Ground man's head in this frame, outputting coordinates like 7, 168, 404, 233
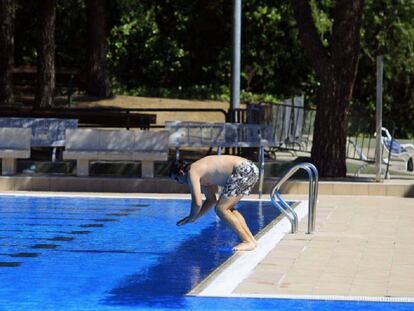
169, 159, 191, 184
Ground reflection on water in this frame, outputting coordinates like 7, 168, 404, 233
103, 201, 279, 309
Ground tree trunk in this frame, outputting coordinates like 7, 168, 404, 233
35, 0, 56, 108
0, 0, 16, 105
291, 0, 364, 177
86, 0, 112, 98
311, 72, 349, 177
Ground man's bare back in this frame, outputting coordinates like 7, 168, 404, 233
169, 155, 259, 251
189, 155, 246, 187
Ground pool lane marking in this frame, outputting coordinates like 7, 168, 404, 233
0, 262, 21, 267
196, 200, 309, 297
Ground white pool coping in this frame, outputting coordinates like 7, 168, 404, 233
194, 200, 309, 297
204, 293, 414, 303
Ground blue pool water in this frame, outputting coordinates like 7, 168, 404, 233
0, 195, 412, 311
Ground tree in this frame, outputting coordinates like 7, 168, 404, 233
353, 0, 414, 137
86, 0, 112, 97
0, 0, 16, 105
291, 0, 365, 177
35, 0, 56, 108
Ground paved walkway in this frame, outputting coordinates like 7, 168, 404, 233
232, 195, 414, 299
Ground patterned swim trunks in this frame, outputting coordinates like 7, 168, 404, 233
221, 160, 259, 197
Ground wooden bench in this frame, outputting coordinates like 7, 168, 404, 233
0, 128, 32, 175
63, 129, 169, 177
0, 107, 156, 130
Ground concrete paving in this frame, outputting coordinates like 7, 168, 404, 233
228, 195, 414, 300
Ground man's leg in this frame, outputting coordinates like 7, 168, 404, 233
215, 195, 256, 251
232, 208, 257, 244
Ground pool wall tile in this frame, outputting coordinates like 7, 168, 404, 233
49, 177, 104, 192
368, 184, 387, 196
386, 185, 408, 197
317, 183, 334, 195
102, 178, 138, 192
332, 183, 350, 195
0, 176, 413, 198
280, 181, 298, 194
13, 176, 37, 191
15, 177, 51, 191
351, 183, 370, 195
0, 177, 15, 190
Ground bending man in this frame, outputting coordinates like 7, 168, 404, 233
169, 155, 259, 251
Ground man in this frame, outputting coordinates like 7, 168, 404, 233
169, 155, 259, 251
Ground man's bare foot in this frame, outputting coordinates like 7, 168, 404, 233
233, 241, 257, 251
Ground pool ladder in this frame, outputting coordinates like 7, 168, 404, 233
270, 162, 319, 234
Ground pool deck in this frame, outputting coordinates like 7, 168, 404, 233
195, 194, 414, 302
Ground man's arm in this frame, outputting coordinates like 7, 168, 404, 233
193, 185, 217, 219
177, 170, 203, 226
177, 186, 217, 226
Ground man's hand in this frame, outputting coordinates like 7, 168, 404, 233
176, 216, 194, 226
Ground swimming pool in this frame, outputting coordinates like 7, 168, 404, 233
0, 194, 412, 311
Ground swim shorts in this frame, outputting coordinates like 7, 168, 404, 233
221, 160, 259, 197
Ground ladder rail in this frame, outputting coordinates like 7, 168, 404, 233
270, 191, 298, 233
270, 162, 318, 234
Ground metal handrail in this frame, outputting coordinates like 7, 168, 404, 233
270, 190, 298, 233
270, 162, 318, 234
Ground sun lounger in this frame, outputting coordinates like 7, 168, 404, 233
381, 127, 414, 171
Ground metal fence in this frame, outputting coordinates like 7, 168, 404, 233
242, 100, 406, 177
244, 97, 316, 153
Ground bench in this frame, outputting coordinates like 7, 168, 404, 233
0, 128, 32, 175
63, 129, 170, 177
0, 117, 78, 161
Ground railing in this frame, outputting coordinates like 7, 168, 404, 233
166, 121, 278, 197
247, 99, 316, 153
270, 162, 318, 234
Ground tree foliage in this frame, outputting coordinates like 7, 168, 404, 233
6, 0, 414, 136
0, 0, 16, 105
354, 0, 414, 137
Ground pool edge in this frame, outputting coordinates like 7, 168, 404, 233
190, 200, 309, 297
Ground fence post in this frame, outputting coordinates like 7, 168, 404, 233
375, 55, 384, 182
231, 0, 241, 120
